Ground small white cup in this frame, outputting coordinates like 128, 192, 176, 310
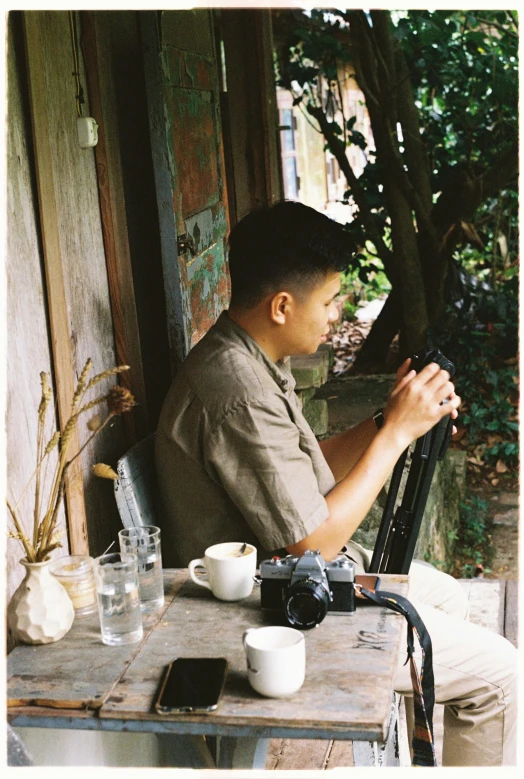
188, 542, 257, 601
243, 625, 306, 698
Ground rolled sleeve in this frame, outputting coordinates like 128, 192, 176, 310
206, 400, 331, 550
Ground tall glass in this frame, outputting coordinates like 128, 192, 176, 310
118, 526, 164, 613
93, 552, 143, 646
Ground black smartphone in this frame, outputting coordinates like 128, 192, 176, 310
155, 657, 229, 714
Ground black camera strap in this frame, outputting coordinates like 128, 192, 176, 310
357, 585, 437, 767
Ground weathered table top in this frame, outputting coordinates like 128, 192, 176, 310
8, 570, 408, 742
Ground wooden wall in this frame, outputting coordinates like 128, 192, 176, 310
6, 13, 59, 600
6, 12, 128, 610
5, 8, 282, 633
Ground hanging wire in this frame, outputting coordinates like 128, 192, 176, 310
69, 11, 85, 118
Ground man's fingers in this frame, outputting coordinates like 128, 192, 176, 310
390, 369, 416, 398
393, 358, 413, 389
397, 357, 412, 378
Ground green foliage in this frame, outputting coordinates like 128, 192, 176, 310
339, 253, 391, 320
433, 271, 518, 467
274, 9, 518, 270
274, 8, 518, 437
398, 11, 518, 175
454, 494, 492, 578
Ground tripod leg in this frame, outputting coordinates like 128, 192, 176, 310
369, 449, 409, 573
395, 418, 450, 574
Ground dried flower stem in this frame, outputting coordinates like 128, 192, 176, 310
8, 361, 134, 562
84, 365, 130, 394
40, 474, 67, 558
6, 498, 35, 562
38, 393, 110, 550
71, 358, 93, 413
39, 410, 116, 553
34, 372, 51, 548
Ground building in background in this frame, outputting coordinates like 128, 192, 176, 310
277, 65, 373, 225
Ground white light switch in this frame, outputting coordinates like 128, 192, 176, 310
77, 116, 99, 148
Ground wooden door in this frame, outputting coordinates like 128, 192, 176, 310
155, 9, 231, 350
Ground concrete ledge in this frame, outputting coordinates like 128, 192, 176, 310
290, 351, 330, 389
291, 349, 332, 436
295, 388, 329, 437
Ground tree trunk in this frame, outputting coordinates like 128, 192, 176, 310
354, 287, 401, 369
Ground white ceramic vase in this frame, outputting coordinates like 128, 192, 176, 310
8, 559, 75, 644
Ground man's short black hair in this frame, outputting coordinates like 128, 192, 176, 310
228, 201, 356, 308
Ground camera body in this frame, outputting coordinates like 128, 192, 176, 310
260, 549, 355, 630
410, 346, 455, 378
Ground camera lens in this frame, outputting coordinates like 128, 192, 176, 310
283, 578, 330, 630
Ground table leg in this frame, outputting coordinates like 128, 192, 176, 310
352, 693, 401, 767
216, 736, 271, 769
156, 734, 216, 768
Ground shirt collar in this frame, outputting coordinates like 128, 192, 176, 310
214, 311, 296, 394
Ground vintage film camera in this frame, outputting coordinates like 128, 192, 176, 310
259, 549, 355, 630
410, 346, 455, 378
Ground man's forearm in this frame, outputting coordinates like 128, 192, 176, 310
288, 422, 406, 561
318, 416, 377, 482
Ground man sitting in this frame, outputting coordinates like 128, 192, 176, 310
156, 201, 516, 766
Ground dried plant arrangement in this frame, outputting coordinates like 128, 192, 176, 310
6, 359, 136, 563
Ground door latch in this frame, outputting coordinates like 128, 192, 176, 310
177, 234, 197, 257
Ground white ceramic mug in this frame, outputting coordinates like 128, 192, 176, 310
242, 625, 306, 698
188, 542, 257, 601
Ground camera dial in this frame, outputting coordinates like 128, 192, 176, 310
410, 347, 455, 377
283, 576, 332, 630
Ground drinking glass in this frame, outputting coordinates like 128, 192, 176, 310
118, 526, 164, 613
93, 552, 143, 646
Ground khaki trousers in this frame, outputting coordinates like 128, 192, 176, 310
345, 543, 518, 766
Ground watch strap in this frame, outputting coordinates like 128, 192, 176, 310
373, 408, 385, 430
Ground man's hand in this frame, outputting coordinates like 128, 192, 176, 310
383, 359, 461, 447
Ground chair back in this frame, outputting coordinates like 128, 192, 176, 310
114, 433, 158, 528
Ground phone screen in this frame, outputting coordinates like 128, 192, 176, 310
155, 657, 228, 713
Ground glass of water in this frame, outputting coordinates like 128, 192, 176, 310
118, 526, 164, 613
93, 552, 143, 646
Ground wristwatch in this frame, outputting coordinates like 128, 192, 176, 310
373, 408, 385, 430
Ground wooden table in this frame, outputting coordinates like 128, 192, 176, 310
8, 570, 408, 769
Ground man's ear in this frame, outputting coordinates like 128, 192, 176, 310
269, 291, 294, 324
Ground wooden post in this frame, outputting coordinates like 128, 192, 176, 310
23, 11, 89, 554
254, 12, 282, 206
80, 10, 149, 439
139, 11, 190, 373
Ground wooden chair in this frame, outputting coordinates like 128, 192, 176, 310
114, 433, 158, 529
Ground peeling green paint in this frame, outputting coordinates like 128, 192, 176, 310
157, 11, 230, 347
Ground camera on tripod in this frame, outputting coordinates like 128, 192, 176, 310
369, 346, 456, 575
410, 346, 455, 378
259, 549, 355, 630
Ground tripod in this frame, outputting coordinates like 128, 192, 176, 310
369, 412, 454, 575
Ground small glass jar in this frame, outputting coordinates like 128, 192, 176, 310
49, 555, 97, 616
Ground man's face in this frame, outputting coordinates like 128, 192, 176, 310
285, 271, 341, 356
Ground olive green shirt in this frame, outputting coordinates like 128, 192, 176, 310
155, 312, 336, 567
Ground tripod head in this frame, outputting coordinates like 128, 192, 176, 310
410, 347, 455, 378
